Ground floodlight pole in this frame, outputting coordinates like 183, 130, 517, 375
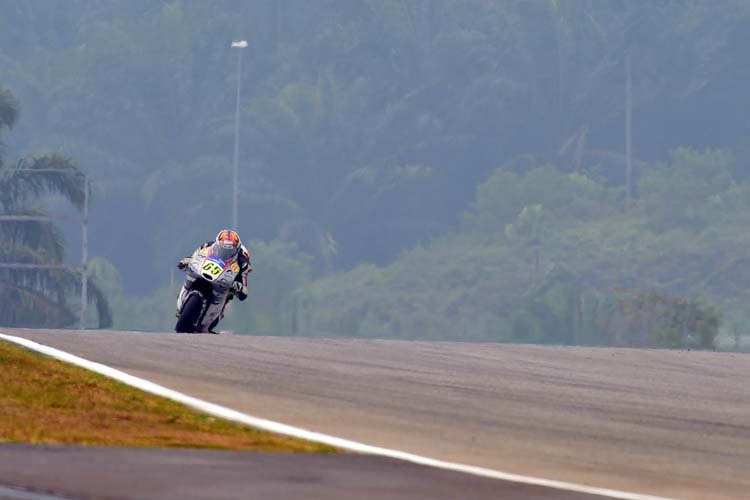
80, 174, 89, 329
231, 40, 248, 230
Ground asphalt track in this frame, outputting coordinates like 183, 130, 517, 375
0, 444, 602, 500
2, 329, 750, 500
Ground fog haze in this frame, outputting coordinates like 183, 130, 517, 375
1, 0, 748, 349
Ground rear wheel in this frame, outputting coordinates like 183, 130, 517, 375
175, 294, 203, 333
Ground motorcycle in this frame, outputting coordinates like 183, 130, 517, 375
175, 244, 241, 333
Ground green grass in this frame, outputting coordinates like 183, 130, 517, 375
0, 340, 337, 452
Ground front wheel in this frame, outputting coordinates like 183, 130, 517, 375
175, 294, 203, 333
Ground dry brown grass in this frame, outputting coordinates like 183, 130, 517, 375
0, 340, 336, 452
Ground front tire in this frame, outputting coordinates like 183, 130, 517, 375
175, 294, 203, 333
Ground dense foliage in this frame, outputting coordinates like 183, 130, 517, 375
2, 1, 750, 347
0, 88, 111, 327
289, 149, 739, 347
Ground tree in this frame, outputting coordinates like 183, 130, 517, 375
2, 0, 750, 298
0, 88, 20, 133
0, 86, 111, 328
641, 148, 733, 231
464, 165, 612, 235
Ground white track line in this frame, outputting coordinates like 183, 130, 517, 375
0, 333, 676, 500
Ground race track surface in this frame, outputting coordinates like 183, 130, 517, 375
3, 329, 750, 499
0, 444, 601, 500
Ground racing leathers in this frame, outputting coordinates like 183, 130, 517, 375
176, 241, 252, 332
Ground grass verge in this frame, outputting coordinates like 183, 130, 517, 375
0, 340, 336, 452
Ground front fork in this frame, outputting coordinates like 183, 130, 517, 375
176, 285, 189, 316
176, 276, 229, 330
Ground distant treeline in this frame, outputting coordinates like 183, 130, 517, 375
1, 1, 749, 346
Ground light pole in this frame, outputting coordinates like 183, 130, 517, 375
231, 40, 248, 231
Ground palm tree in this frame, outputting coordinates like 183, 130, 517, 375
0, 86, 111, 328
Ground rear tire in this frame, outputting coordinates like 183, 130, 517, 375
175, 294, 203, 333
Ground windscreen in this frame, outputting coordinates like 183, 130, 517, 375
211, 242, 236, 262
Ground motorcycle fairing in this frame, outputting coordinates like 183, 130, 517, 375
177, 245, 241, 332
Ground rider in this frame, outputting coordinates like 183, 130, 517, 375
177, 229, 252, 332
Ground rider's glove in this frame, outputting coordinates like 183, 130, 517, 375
233, 281, 248, 301
177, 258, 190, 270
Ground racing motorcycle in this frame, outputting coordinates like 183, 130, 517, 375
175, 244, 241, 333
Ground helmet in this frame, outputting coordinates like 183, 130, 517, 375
212, 229, 241, 261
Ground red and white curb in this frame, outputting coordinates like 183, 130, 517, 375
0, 333, 677, 500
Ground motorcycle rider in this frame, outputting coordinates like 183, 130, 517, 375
177, 229, 252, 332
